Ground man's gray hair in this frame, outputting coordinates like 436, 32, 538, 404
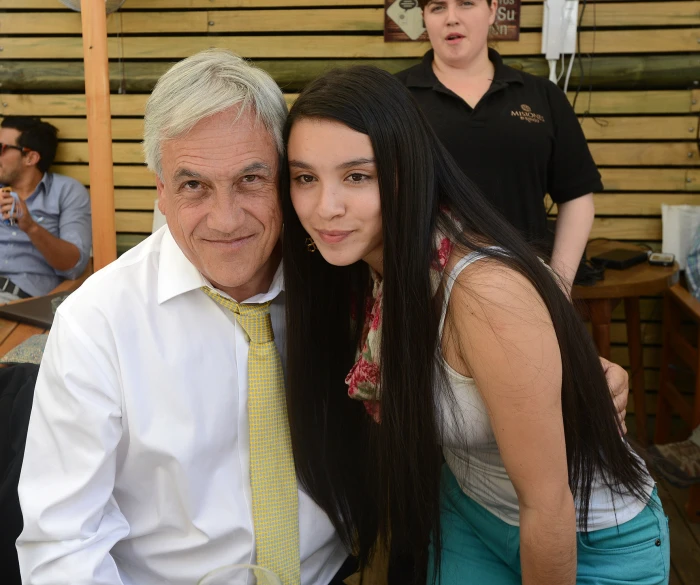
143, 49, 287, 178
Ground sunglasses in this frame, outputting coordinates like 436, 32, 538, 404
0, 142, 31, 156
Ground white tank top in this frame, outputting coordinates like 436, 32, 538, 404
436, 249, 654, 531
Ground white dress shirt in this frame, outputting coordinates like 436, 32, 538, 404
16, 227, 347, 585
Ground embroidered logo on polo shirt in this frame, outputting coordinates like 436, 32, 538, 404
511, 104, 545, 123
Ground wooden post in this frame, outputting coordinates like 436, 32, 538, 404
81, 0, 117, 270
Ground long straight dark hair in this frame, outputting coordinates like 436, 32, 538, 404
281, 66, 648, 583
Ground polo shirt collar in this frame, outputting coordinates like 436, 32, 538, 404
403, 49, 440, 88
404, 48, 523, 90
157, 226, 284, 305
488, 48, 523, 85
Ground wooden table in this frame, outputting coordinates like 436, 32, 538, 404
572, 241, 679, 445
0, 273, 90, 359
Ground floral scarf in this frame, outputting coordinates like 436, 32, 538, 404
344, 222, 456, 423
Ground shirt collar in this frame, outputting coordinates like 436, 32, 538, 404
27, 172, 52, 201
36, 172, 52, 196
157, 227, 284, 305
404, 48, 523, 89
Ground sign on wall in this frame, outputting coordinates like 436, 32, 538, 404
384, 0, 521, 43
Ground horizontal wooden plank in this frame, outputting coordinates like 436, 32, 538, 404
0, 11, 209, 34
590, 217, 661, 240
0, 8, 383, 34
591, 193, 700, 216
577, 2, 700, 27
53, 140, 700, 167
589, 143, 700, 167
208, 8, 384, 33
600, 168, 699, 191
3, 29, 697, 60
3, 36, 427, 60
3, 92, 694, 123
582, 117, 700, 141
0, 93, 295, 118
115, 189, 157, 210
2, 3, 696, 34
51, 165, 155, 188
573, 91, 698, 115
55, 142, 142, 164
3, 55, 698, 93
114, 29, 700, 57
116, 211, 153, 233
0, 0, 387, 7
0, 94, 149, 116
46, 118, 143, 141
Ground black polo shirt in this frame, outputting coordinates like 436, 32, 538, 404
396, 49, 603, 246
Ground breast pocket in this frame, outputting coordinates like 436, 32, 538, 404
32, 211, 60, 236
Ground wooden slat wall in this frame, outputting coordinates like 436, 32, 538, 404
1, 0, 700, 430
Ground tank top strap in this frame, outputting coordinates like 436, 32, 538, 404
438, 246, 506, 338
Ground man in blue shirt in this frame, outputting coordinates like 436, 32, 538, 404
0, 117, 92, 302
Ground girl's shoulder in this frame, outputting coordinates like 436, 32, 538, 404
445, 244, 511, 282
445, 245, 548, 322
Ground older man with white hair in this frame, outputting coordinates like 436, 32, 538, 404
16, 50, 352, 585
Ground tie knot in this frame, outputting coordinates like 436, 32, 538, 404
202, 287, 274, 344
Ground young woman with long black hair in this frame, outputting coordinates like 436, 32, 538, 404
281, 66, 668, 585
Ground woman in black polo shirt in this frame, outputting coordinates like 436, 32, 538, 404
396, 0, 601, 294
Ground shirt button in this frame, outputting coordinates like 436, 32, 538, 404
11, 231, 16, 236
655, 538, 661, 546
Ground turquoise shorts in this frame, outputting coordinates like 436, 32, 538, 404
428, 465, 670, 585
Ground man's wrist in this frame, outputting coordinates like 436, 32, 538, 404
24, 220, 39, 236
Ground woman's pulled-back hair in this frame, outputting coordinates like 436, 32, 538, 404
281, 66, 648, 583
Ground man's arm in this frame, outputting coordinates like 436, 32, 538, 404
550, 193, 595, 295
54, 183, 93, 278
24, 221, 81, 272
17, 311, 128, 584
1, 183, 92, 277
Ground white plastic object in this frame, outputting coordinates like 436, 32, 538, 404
542, 0, 579, 82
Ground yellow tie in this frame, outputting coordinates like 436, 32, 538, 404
202, 287, 301, 585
